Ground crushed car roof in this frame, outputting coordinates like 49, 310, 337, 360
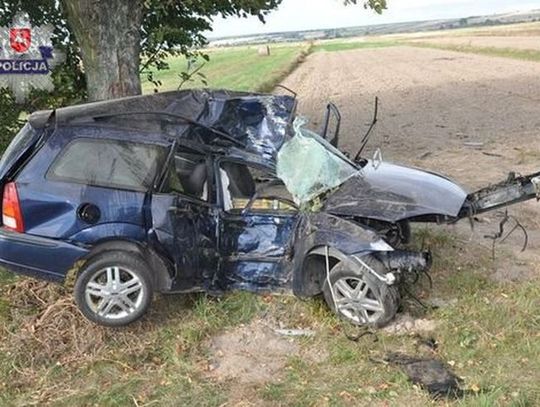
28, 89, 297, 159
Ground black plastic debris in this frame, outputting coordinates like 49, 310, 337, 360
418, 336, 439, 351
384, 353, 464, 399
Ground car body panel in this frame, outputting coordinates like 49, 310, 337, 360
16, 180, 148, 239
0, 228, 88, 281
150, 193, 219, 290
68, 223, 147, 244
323, 162, 468, 222
14, 126, 163, 240
217, 212, 299, 292
31, 90, 296, 162
0, 125, 171, 282
291, 212, 394, 297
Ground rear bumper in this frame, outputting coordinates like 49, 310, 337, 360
0, 228, 89, 282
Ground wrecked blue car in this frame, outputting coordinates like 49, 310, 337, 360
0, 89, 539, 327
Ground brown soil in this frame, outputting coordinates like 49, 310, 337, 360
204, 319, 328, 406
282, 46, 540, 280
205, 319, 300, 384
205, 319, 327, 384
382, 313, 437, 335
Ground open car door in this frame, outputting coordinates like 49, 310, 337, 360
215, 160, 299, 292
151, 145, 219, 292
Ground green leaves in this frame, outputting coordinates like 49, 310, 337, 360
344, 0, 387, 14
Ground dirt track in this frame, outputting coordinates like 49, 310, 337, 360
282, 46, 540, 185
282, 45, 540, 279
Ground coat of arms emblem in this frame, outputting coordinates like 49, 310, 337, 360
9, 28, 31, 53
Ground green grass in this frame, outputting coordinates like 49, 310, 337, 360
407, 41, 540, 63
0, 290, 265, 406
247, 229, 540, 406
142, 45, 310, 93
0, 269, 15, 322
312, 40, 397, 53
141, 40, 397, 94
0, 268, 14, 284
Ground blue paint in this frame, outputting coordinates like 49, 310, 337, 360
217, 213, 298, 291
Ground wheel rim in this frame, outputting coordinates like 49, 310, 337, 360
84, 266, 144, 320
332, 276, 384, 324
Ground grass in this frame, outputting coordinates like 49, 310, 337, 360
312, 40, 397, 53
142, 44, 311, 94
141, 39, 396, 94
250, 228, 540, 406
423, 21, 540, 38
407, 41, 540, 63
0, 289, 265, 406
0, 227, 538, 406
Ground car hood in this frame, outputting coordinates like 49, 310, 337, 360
322, 161, 468, 222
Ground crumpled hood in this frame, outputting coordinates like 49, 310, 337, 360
323, 162, 468, 222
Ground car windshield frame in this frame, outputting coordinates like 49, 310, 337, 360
276, 117, 360, 205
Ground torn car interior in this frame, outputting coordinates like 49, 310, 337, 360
1, 89, 538, 327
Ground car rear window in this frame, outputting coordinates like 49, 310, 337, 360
47, 138, 166, 191
0, 123, 40, 180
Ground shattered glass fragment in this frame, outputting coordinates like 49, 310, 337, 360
276, 117, 358, 204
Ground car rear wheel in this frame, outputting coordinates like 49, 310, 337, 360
322, 256, 399, 328
74, 251, 153, 327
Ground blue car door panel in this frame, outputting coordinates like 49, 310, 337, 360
215, 160, 298, 292
218, 212, 298, 292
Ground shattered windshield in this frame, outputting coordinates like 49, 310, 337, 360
276, 117, 359, 204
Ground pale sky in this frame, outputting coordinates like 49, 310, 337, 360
208, 0, 540, 38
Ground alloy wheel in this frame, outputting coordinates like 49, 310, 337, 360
84, 266, 144, 320
332, 276, 384, 324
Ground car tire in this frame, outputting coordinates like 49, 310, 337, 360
384, 220, 411, 247
74, 251, 153, 327
322, 256, 399, 328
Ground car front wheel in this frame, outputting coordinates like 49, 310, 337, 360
322, 256, 399, 328
74, 251, 153, 327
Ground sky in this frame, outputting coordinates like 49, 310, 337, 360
208, 0, 540, 38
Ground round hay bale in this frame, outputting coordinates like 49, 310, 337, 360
258, 45, 270, 56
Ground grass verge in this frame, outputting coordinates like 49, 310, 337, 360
142, 44, 312, 94
407, 41, 540, 63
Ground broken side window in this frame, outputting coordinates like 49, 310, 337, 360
219, 161, 296, 213
276, 117, 359, 204
162, 146, 209, 202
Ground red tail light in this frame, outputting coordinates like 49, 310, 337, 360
2, 182, 24, 233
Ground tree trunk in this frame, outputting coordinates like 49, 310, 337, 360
63, 0, 144, 101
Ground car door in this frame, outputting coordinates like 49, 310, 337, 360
215, 159, 299, 292
151, 145, 219, 291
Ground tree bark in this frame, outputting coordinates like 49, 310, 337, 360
63, 0, 144, 101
